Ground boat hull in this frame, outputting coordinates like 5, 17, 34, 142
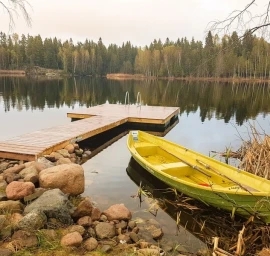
127, 131, 270, 224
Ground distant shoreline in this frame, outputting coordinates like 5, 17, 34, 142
1, 70, 270, 83
106, 73, 270, 83
0, 70, 26, 76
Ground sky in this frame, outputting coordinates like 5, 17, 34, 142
0, 0, 266, 46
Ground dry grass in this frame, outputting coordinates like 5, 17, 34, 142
238, 129, 270, 180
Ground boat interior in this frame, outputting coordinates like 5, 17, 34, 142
134, 141, 259, 192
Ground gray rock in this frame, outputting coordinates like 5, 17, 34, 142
0, 249, 13, 256
137, 248, 160, 256
49, 152, 64, 161
75, 149, 83, 156
129, 232, 139, 243
101, 245, 112, 253
0, 200, 24, 214
151, 228, 163, 240
88, 227, 96, 238
12, 230, 38, 248
118, 234, 131, 244
162, 245, 173, 252
0, 180, 7, 191
0, 162, 9, 173
17, 210, 47, 231
57, 149, 70, 158
95, 222, 116, 239
68, 225, 85, 235
0, 191, 7, 201
39, 229, 58, 240
115, 220, 127, 229
84, 150, 91, 156
19, 166, 39, 183
128, 220, 136, 229
0, 214, 6, 227
0, 225, 12, 239
24, 189, 73, 224
145, 219, 161, 228
99, 214, 108, 222
4, 173, 22, 184
44, 155, 56, 162
37, 157, 55, 168
3, 164, 25, 175
24, 188, 46, 203
56, 158, 72, 165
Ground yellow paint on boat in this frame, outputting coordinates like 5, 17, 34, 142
127, 130, 270, 223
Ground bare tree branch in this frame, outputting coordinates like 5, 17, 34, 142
208, 0, 270, 38
0, 0, 32, 31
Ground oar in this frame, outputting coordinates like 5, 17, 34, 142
196, 159, 257, 194
160, 147, 212, 178
177, 157, 212, 178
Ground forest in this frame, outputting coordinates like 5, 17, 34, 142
0, 31, 270, 79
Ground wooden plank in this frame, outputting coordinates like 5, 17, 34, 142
0, 151, 36, 161
0, 104, 179, 161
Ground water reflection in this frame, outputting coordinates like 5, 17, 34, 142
1, 77, 270, 125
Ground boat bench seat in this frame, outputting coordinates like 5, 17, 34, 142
161, 162, 187, 169
161, 162, 191, 176
135, 143, 159, 157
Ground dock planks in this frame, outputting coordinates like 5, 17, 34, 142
0, 104, 179, 161
67, 104, 179, 124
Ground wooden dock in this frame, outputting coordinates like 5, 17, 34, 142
0, 104, 179, 161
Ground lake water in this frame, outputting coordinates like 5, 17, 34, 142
1, 77, 270, 252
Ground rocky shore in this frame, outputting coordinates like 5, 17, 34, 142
0, 144, 211, 256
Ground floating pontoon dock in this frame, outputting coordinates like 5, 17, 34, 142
0, 104, 179, 161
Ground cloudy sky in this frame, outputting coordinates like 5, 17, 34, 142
0, 0, 266, 46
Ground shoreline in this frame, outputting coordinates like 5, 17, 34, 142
1, 70, 270, 83
106, 73, 270, 83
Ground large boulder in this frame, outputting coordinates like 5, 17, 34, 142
0, 200, 24, 213
17, 210, 47, 231
39, 164, 84, 195
24, 189, 73, 224
95, 222, 116, 239
103, 204, 132, 221
6, 181, 35, 200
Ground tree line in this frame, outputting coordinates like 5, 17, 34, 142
0, 31, 270, 79
1, 76, 270, 125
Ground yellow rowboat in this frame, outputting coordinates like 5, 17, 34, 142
127, 131, 270, 224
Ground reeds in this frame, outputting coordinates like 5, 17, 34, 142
214, 122, 270, 179
238, 128, 270, 179
134, 184, 269, 256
